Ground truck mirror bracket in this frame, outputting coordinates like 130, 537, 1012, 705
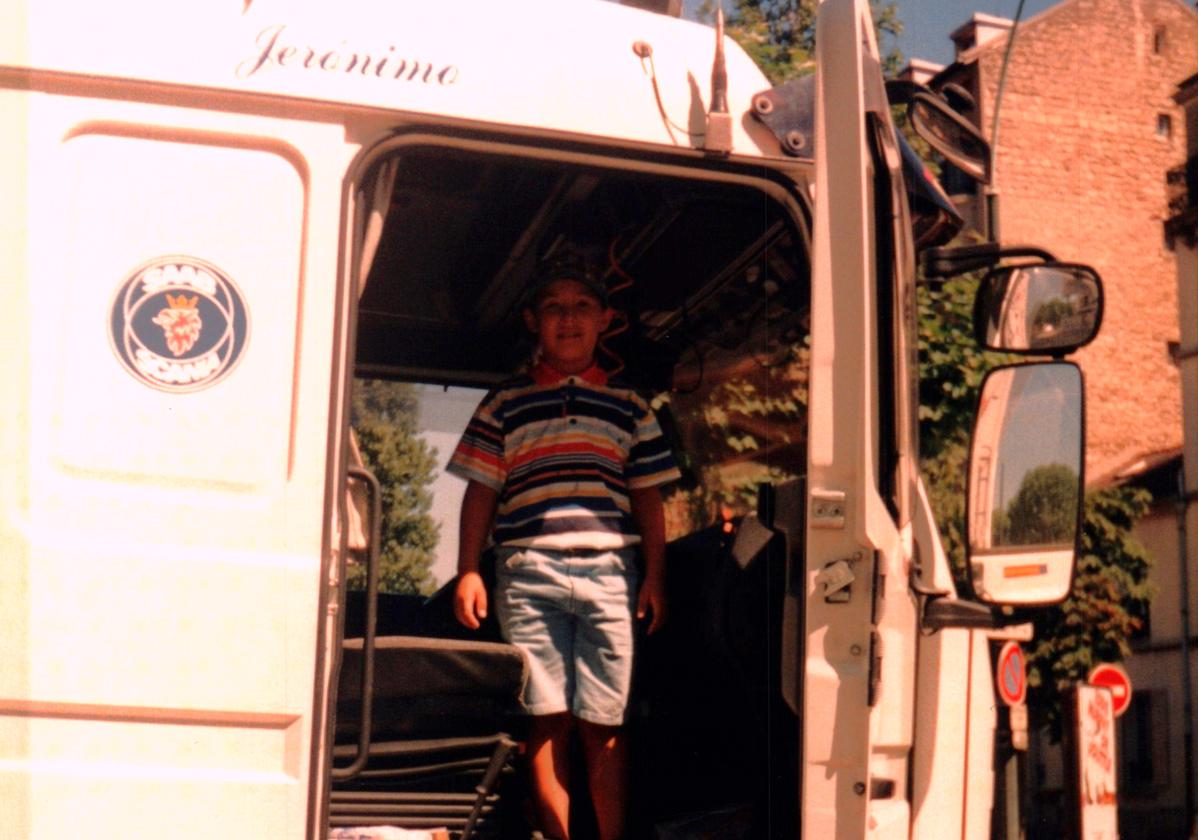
750, 74, 816, 159
921, 596, 1024, 631
908, 554, 990, 632
921, 243, 1058, 281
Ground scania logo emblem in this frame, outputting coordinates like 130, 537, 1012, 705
109, 256, 250, 392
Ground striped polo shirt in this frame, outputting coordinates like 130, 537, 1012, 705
447, 362, 680, 549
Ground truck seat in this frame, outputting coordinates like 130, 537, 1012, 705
336, 635, 527, 740
332, 585, 528, 839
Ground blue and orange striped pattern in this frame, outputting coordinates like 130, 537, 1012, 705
448, 363, 680, 549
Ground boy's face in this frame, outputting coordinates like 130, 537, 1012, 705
524, 278, 613, 374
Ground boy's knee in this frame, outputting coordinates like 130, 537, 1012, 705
577, 718, 624, 746
530, 712, 575, 736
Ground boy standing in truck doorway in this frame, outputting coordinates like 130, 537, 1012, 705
448, 255, 680, 840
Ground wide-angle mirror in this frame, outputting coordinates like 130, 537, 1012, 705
974, 262, 1103, 354
909, 92, 991, 184
967, 362, 1083, 605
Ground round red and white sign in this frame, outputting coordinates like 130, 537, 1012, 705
996, 641, 1027, 706
1088, 662, 1132, 717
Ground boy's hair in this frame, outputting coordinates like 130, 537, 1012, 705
523, 252, 609, 309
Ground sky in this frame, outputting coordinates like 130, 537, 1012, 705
884, 0, 1061, 66
676, 0, 1064, 67
416, 383, 487, 586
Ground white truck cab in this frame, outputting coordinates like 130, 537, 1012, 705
0, 1, 1100, 838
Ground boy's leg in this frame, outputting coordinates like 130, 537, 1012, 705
577, 720, 628, 840
527, 712, 574, 839
493, 548, 579, 838
571, 548, 638, 840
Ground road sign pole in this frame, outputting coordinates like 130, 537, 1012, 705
1066, 684, 1119, 839
993, 641, 1028, 840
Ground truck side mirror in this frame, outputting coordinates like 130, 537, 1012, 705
966, 362, 1083, 606
909, 92, 991, 184
885, 80, 991, 184
974, 263, 1103, 354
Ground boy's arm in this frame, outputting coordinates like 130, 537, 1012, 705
454, 479, 499, 630
630, 486, 668, 634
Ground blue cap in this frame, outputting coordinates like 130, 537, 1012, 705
524, 252, 609, 308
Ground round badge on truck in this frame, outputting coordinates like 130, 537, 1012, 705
109, 256, 250, 393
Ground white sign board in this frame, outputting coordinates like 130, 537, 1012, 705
1075, 684, 1119, 840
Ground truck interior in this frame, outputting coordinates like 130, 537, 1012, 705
331, 140, 814, 839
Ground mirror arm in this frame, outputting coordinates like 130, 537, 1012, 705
922, 243, 1059, 280
909, 566, 951, 598
908, 546, 1030, 631
908, 563, 988, 631
921, 596, 1025, 631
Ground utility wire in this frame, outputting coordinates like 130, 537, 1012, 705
985, 0, 1029, 241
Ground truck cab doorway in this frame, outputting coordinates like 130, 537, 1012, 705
331, 136, 813, 838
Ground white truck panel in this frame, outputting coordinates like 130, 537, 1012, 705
807, 1, 912, 837
0, 0, 780, 160
1, 93, 355, 839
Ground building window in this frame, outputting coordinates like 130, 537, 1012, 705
1153, 26, 1167, 55
1157, 114, 1173, 140
1120, 690, 1170, 795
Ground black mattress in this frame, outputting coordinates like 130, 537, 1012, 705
337, 635, 528, 741
339, 636, 527, 703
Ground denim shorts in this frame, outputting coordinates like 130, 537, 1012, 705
494, 545, 638, 726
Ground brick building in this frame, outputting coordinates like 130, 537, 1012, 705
925, 0, 1198, 477
909, 2, 1198, 837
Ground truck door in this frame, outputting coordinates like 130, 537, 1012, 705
805, 0, 918, 836
0, 92, 338, 838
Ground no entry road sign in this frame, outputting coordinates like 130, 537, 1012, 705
1088, 662, 1132, 718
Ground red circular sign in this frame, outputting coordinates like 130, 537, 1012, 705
1088, 663, 1132, 717
996, 641, 1026, 706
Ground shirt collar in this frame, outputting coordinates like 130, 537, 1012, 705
531, 361, 609, 387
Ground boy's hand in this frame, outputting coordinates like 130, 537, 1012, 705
454, 571, 488, 630
637, 574, 667, 635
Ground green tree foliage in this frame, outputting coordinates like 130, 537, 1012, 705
916, 273, 1014, 589
1032, 297, 1074, 332
350, 379, 439, 595
917, 270, 1153, 738
699, 0, 904, 84
917, 274, 1013, 460
1000, 463, 1079, 546
661, 350, 809, 534
1025, 487, 1153, 737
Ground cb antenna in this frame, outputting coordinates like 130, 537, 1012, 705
706, 7, 733, 153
